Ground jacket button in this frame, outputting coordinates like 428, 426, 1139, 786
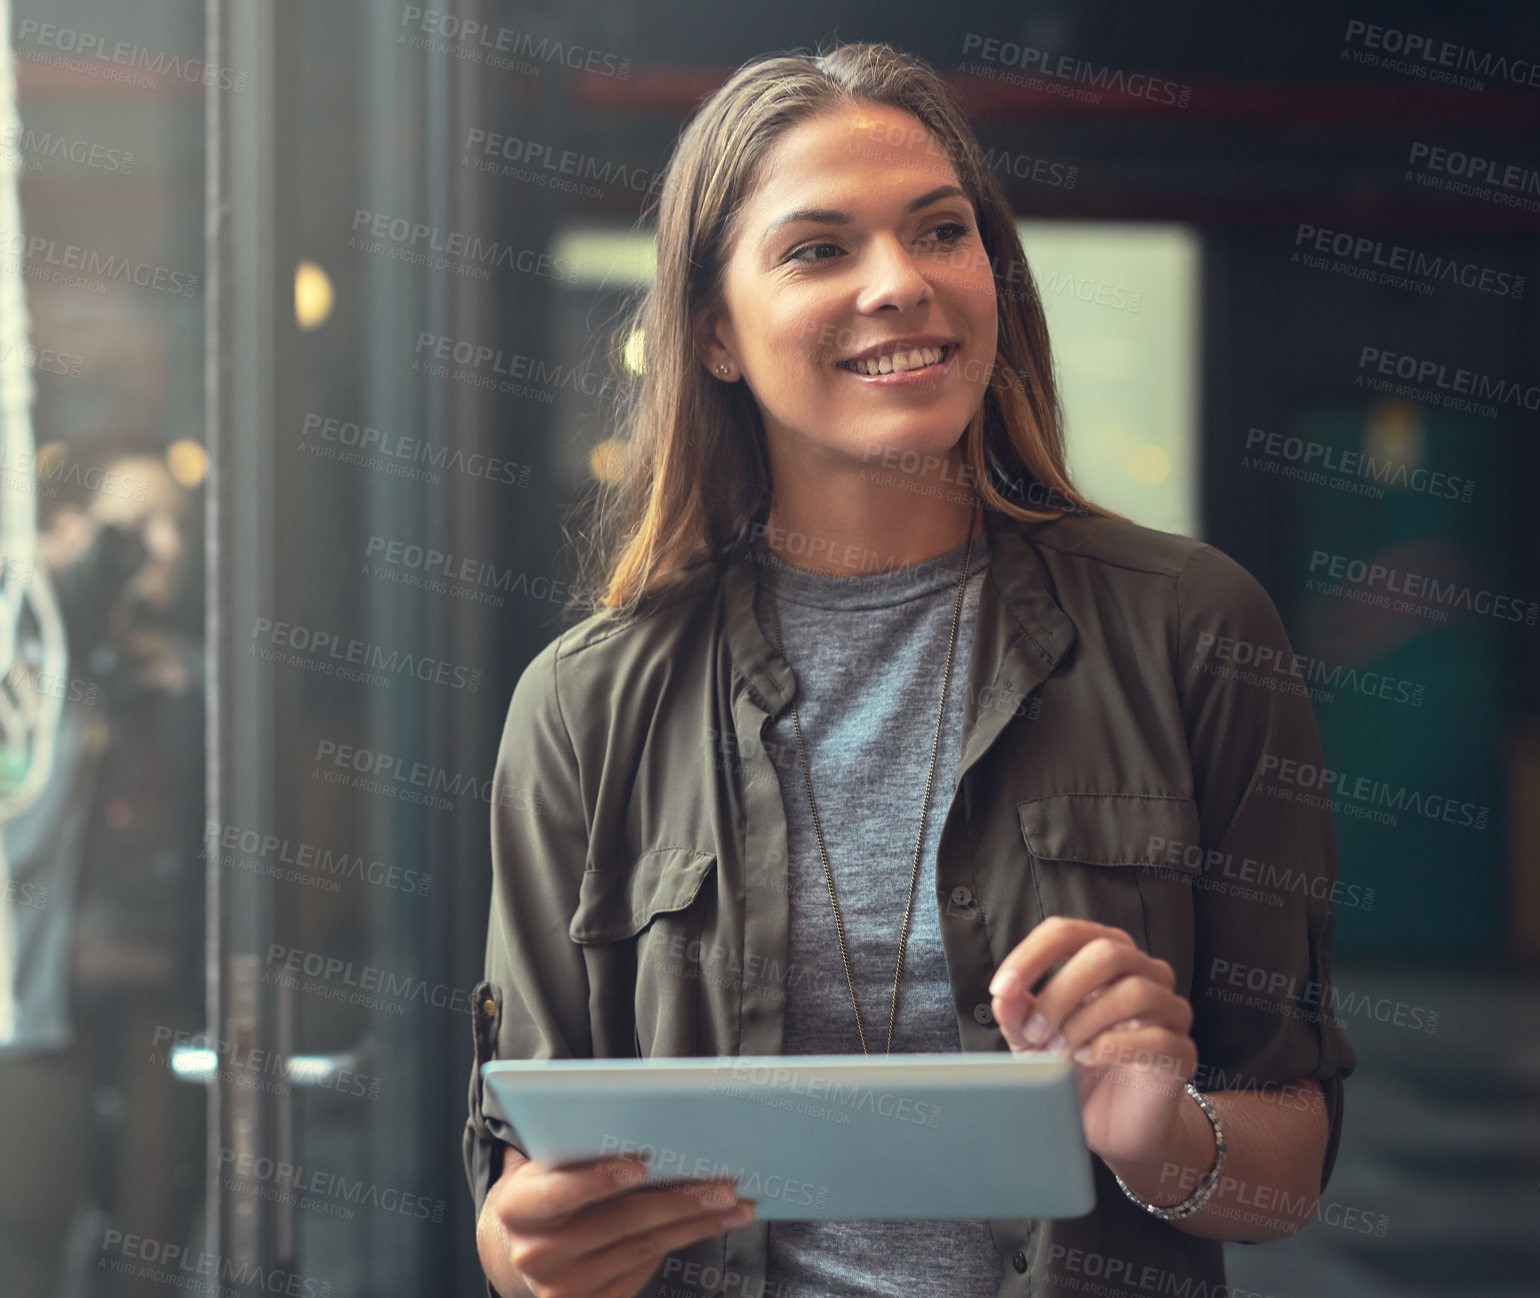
1013, 1250, 1027, 1273
481, 998, 498, 1018
950, 886, 972, 905
973, 1002, 993, 1024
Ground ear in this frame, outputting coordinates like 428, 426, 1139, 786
691, 301, 733, 374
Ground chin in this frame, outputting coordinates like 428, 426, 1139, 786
845, 416, 972, 458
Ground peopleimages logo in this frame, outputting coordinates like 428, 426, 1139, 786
399, 7, 631, 79
2, 877, 49, 909
1306, 550, 1538, 626
1291, 223, 1524, 299
205, 820, 431, 897
1145, 833, 1376, 911
0, 125, 133, 174
1243, 425, 1473, 502
1, 231, 199, 297
412, 331, 627, 403
0, 443, 145, 497
1193, 627, 1426, 709
249, 616, 482, 692
312, 738, 548, 813
99, 1230, 330, 1298
349, 209, 584, 282
463, 128, 664, 198
597, 1134, 831, 1210
843, 117, 1080, 191
1406, 141, 1540, 215
16, 20, 248, 91
300, 411, 532, 486
1259, 752, 1489, 831
217, 1146, 447, 1222
149, 1025, 384, 1101
710, 1061, 944, 1128
959, 32, 1192, 107
263, 943, 475, 1018
1208, 957, 1439, 1033
1342, 19, 1540, 92
0, 340, 86, 379
1356, 345, 1540, 416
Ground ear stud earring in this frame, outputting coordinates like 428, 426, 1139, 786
716, 364, 730, 377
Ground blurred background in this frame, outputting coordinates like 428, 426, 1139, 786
0, 1, 1536, 1295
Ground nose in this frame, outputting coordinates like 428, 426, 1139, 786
852, 232, 932, 314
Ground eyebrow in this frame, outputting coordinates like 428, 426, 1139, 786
759, 183, 972, 250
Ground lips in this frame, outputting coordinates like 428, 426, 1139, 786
836, 343, 953, 377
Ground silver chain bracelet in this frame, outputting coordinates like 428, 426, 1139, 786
1111, 1082, 1227, 1221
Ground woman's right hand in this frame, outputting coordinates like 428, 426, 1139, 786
478, 1146, 757, 1298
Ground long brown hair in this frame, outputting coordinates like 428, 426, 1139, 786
571, 40, 1112, 620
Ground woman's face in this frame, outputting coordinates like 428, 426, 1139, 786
698, 103, 999, 475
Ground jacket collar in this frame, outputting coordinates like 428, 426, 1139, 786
720, 502, 1078, 730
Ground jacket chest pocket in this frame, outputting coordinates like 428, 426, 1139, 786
568, 848, 719, 1059
1016, 793, 1202, 993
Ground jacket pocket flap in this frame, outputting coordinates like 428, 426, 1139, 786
1017, 793, 1203, 871
568, 848, 717, 943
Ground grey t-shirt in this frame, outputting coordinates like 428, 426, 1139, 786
751, 527, 1003, 1298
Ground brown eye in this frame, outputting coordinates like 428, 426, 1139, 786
787, 241, 842, 263
922, 221, 970, 244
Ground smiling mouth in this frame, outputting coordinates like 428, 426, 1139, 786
835, 344, 952, 377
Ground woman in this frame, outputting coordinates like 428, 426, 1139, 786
465, 41, 1355, 1298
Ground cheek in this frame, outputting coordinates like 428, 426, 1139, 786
773, 303, 842, 372
965, 283, 1000, 350
933, 243, 994, 294
962, 266, 1000, 315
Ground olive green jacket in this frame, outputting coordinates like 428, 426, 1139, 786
464, 503, 1356, 1298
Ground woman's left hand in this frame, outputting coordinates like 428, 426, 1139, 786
989, 916, 1198, 1168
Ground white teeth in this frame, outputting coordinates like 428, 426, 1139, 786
841, 345, 946, 375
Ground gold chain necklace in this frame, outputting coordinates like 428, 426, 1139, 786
766, 499, 980, 1055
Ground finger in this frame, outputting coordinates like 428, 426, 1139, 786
990, 981, 1037, 1048
498, 1156, 652, 1227
587, 1256, 667, 1298
988, 917, 1137, 1003
1057, 976, 1193, 1053
508, 1178, 742, 1283
527, 1192, 753, 1295
1020, 941, 1176, 1047
651, 1177, 745, 1215
992, 937, 1137, 1050
1070, 1023, 1196, 1082
989, 921, 1133, 1039
560, 1178, 742, 1261
594, 1255, 688, 1298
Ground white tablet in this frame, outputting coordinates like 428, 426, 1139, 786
481, 1052, 1096, 1220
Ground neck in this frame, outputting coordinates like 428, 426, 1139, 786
761, 442, 981, 576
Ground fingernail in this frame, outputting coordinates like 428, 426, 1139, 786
704, 1185, 737, 1210
989, 968, 1021, 998
615, 1164, 645, 1186
1073, 1045, 1095, 1064
1046, 1031, 1067, 1053
720, 1201, 756, 1227
1023, 1011, 1048, 1045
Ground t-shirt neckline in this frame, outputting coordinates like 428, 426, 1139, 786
753, 531, 992, 612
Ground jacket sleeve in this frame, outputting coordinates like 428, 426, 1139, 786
1174, 541, 1357, 1196
462, 636, 595, 1235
